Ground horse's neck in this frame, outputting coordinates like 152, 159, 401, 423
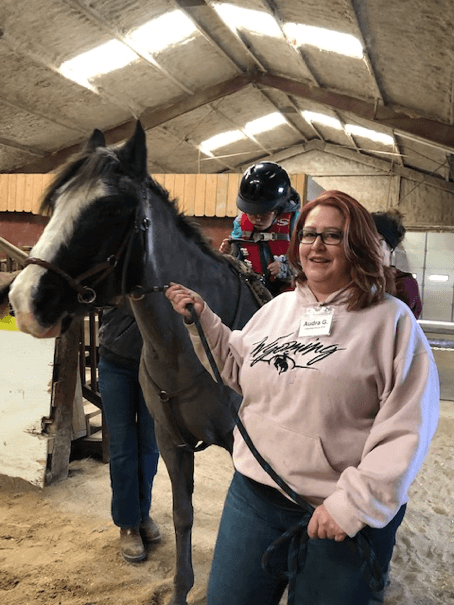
130, 199, 244, 370
144, 202, 241, 315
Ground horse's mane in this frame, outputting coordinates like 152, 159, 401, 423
40, 146, 223, 262
40, 146, 121, 214
145, 176, 221, 260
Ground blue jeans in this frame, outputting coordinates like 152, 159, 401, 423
98, 357, 159, 528
208, 472, 405, 605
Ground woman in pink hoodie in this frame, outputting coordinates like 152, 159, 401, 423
166, 191, 439, 605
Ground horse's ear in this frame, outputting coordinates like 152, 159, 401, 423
83, 129, 106, 153
118, 121, 147, 179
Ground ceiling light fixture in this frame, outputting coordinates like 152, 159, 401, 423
428, 274, 449, 282
200, 130, 246, 154
345, 124, 394, 145
244, 112, 287, 135
301, 111, 343, 130
59, 40, 138, 88
284, 23, 363, 59
128, 10, 197, 54
213, 2, 281, 37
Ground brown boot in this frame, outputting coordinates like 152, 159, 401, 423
120, 527, 146, 563
139, 516, 161, 544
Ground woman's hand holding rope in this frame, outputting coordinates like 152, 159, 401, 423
166, 282, 205, 322
307, 504, 347, 542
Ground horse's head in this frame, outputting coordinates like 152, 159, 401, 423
9, 122, 148, 338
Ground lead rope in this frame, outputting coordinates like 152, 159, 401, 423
185, 303, 384, 603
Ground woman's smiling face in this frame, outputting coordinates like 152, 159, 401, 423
299, 204, 351, 299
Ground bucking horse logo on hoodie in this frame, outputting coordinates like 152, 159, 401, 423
250, 334, 345, 374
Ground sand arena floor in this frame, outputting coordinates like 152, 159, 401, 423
0, 401, 453, 605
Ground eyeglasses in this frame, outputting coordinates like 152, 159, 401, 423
298, 229, 344, 246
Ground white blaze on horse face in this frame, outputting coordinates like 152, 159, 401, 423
9, 180, 107, 338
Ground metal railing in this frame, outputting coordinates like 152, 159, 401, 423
418, 320, 454, 349
0, 235, 29, 269
418, 319, 454, 335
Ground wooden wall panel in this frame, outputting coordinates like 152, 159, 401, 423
215, 174, 229, 217
291, 174, 307, 203
184, 174, 196, 215
194, 175, 206, 216
227, 174, 241, 216
0, 175, 9, 212
1, 172, 307, 218
15, 176, 26, 214
0, 174, 55, 215
162, 173, 173, 192
31, 174, 44, 214
7, 175, 17, 212
205, 175, 218, 217
173, 175, 185, 213
24, 174, 34, 213
150, 172, 306, 217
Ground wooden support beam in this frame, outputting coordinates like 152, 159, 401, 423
13, 70, 454, 177
271, 139, 454, 193
46, 317, 83, 484
262, 0, 320, 86
254, 72, 454, 153
0, 137, 47, 158
14, 75, 252, 173
348, 0, 385, 104
173, 0, 247, 74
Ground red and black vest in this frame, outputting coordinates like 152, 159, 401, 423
236, 212, 293, 295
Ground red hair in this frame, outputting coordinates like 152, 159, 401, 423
288, 190, 395, 310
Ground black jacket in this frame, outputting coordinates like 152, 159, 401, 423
98, 304, 142, 370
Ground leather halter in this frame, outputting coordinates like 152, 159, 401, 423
24, 223, 136, 305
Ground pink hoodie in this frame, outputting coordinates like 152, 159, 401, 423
187, 283, 439, 537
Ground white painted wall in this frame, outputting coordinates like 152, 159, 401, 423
0, 325, 55, 487
403, 231, 454, 321
278, 147, 454, 227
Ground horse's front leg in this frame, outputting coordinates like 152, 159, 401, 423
156, 424, 195, 605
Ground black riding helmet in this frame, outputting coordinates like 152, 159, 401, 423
236, 162, 292, 215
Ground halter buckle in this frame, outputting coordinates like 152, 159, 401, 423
77, 287, 97, 304
141, 217, 150, 231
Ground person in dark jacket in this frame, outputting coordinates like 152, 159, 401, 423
98, 305, 160, 563
372, 210, 422, 319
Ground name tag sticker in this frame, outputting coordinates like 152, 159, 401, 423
299, 306, 334, 337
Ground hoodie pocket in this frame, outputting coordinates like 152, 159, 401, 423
237, 409, 340, 500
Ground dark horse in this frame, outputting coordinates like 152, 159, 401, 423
7, 123, 264, 605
